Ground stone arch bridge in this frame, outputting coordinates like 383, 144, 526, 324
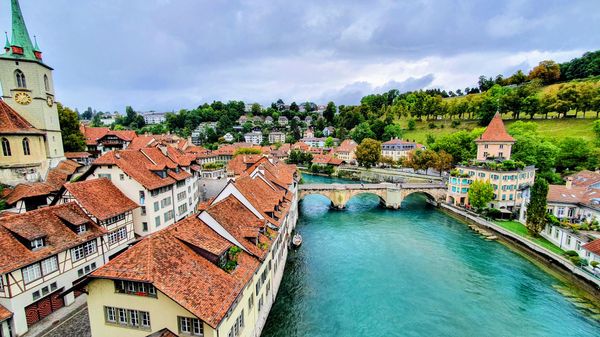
299, 183, 447, 210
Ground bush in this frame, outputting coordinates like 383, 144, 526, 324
546, 214, 560, 226
485, 208, 503, 219
591, 261, 599, 269
569, 256, 582, 265
564, 250, 579, 257
428, 122, 436, 129
451, 120, 461, 128
407, 119, 416, 130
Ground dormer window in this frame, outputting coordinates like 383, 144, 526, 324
30, 238, 45, 250
76, 224, 87, 234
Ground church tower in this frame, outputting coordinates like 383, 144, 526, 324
0, 0, 64, 167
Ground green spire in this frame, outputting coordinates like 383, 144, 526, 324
33, 35, 40, 52
2, 0, 41, 61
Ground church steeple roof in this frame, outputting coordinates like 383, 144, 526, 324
1, 0, 44, 63
476, 113, 515, 143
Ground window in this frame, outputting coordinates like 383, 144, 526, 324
98, 173, 111, 180
155, 216, 161, 227
248, 295, 254, 310
44, 74, 50, 91
179, 317, 203, 336
119, 174, 125, 181
115, 280, 157, 297
71, 240, 97, 262
22, 137, 30, 155
105, 306, 116, 323
41, 256, 58, 275
118, 308, 127, 325
567, 235, 572, 245
0, 276, 3, 292
154, 201, 160, 212
108, 227, 128, 245
15, 69, 26, 88
30, 238, 45, 250
105, 213, 125, 225
76, 224, 87, 234
164, 210, 174, 222
1, 138, 11, 156
141, 311, 151, 328
139, 191, 145, 205
141, 206, 146, 216
142, 222, 148, 232
177, 191, 187, 201
22, 264, 42, 284
77, 262, 97, 277
178, 203, 188, 216
227, 310, 244, 337
161, 197, 172, 208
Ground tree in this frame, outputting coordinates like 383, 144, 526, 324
324, 101, 336, 123
355, 138, 381, 168
382, 124, 403, 141
526, 179, 549, 236
593, 120, 600, 146
251, 103, 262, 115
434, 150, 453, 176
467, 180, 494, 210
324, 136, 334, 148
528, 60, 561, 85
350, 122, 375, 144
57, 103, 86, 152
407, 119, 416, 130
81, 107, 93, 120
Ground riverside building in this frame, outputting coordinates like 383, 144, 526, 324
446, 113, 535, 211
84, 158, 299, 337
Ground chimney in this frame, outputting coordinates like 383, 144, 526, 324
566, 177, 573, 189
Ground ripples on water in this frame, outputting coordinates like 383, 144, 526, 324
261, 176, 600, 337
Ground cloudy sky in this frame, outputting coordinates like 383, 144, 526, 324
1, 0, 598, 112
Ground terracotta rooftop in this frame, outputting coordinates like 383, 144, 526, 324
91, 215, 258, 328
547, 185, 587, 204
0, 203, 105, 275
476, 113, 515, 143
568, 171, 600, 189
64, 179, 139, 221
64, 152, 91, 159
93, 149, 178, 190
0, 304, 12, 322
312, 154, 344, 166
583, 239, 600, 256
0, 99, 43, 135
336, 139, 357, 153
147, 329, 178, 337
80, 125, 137, 146
227, 155, 264, 176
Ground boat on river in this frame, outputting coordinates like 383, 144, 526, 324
292, 234, 303, 248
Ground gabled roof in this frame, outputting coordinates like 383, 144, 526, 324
0, 202, 105, 274
476, 113, 515, 143
0, 99, 43, 135
64, 178, 138, 221
547, 185, 587, 204
583, 239, 600, 256
146, 329, 178, 337
80, 125, 137, 146
227, 154, 264, 176
93, 150, 177, 190
91, 216, 258, 328
0, 304, 12, 322
64, 152, 92, 159
568, 171, 600, 189
336, 139, 357, 153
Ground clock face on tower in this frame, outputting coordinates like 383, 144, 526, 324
14, 92, 32, 105
46, 95, 54, 107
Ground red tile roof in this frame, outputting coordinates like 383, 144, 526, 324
476, 113, 515, 143
0, 203, 105, 274
64, 152, 91, 159
91, 216, 258, 328
336, 139, 357, 153
147, 329, 178, 337
583, 239, 600, 256
227, 155, 264, 176
80, 125, 137, 146
312, 154, 344, 166
64, 179, 139, 221
0, 100, 44, 135
568, 170, 600, 189
93, 150, 178, 190
547, 185, 587, 204
0, 304, 12, 322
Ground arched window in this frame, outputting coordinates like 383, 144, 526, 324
22, 138, 31, 155
44, 74, 50, 92
1, 138, 11, 156
15, 70, 26, 88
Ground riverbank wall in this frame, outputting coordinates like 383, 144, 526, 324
440, 203, 600, 300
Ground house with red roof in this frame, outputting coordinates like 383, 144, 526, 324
55, 178, 139, 258
83, 147, 201, 236
0, 203, 107, 335
80, 124, 137, 158
447, 113, 536, 211
84, 157, 299, 337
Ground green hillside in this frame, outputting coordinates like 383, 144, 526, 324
400, 118, 596, 144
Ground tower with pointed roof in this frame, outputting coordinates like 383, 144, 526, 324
474, 113, 515, 161
0, 0, 64, 175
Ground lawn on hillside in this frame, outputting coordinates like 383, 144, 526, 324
494, 220, 565, 255
397, 118, 596, 144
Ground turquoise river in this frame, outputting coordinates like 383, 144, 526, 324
261, 175, 600, 337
